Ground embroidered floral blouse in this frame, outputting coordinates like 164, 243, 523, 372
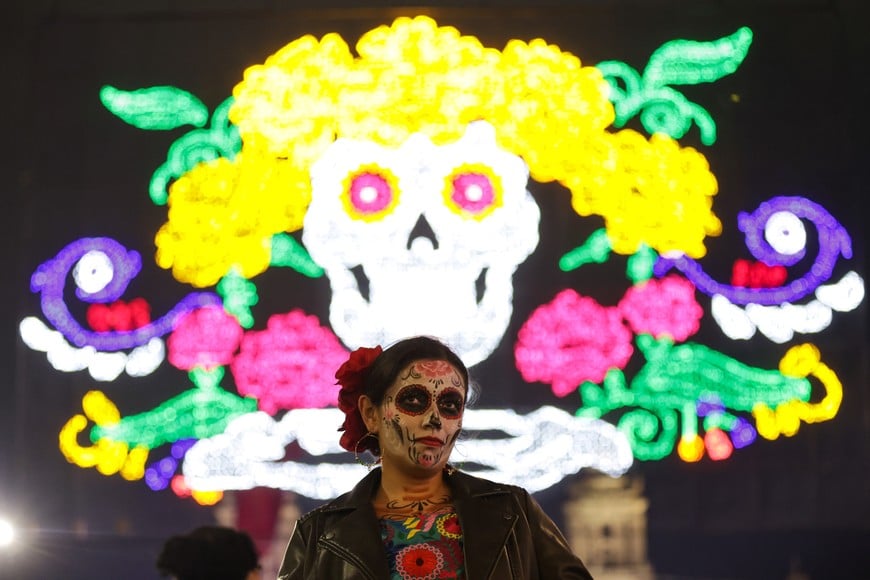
379, 509, 465, 579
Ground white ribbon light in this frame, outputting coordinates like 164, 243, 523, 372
182, 407, 633, 499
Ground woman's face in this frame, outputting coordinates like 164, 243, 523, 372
373, 359, 466, 472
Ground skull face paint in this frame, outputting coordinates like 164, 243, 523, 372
378, 359, 466, 471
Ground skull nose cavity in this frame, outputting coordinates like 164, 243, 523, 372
407, 215, 439, 251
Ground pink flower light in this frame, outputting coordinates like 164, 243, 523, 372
617, 275, 703, 342
515, 289, 633, 397
168, 306, 243, 370
231, 310, 349, 414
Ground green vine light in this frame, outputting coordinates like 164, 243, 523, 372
576, 334, 811, 460
101, 85, 241, 205
597, 26, 753, 145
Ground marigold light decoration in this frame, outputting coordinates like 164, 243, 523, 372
17, 16, 865, 504
155, 154, 308, 288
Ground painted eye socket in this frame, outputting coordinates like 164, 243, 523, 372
444, 164, 502, 220
436, 389, 464, 419
342, 165, 399, 222
395, 385, 432, 415
764, 211, 806, 255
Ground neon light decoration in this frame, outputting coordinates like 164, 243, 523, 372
27, 237, 221, 349
59, 390, 149, 480
230, 310, 350, 413
182, 407, 633, 500
20, 316, 165, 381
19, 16, 864, 503
100, 85, 210, 131
655, 196, 857, 305
597, 26, 753, 145
303, 121, 540, 365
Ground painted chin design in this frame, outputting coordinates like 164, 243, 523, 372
413, 444, 444, 468
407, 431, 459, 468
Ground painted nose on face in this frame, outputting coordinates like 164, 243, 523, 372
425, 409, 442, 429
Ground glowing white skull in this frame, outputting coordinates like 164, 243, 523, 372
302, 121, 540, 366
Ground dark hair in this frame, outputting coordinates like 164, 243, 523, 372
365, 336, 469, 405
156, 526, 259, 580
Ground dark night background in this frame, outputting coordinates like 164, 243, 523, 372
1, 1, 868, 579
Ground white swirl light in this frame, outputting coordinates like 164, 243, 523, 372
18, 316, 165, 380
182, 407, 633, 500
710, 270, 865, 343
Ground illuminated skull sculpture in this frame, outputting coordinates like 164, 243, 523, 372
303, 121, 540, 366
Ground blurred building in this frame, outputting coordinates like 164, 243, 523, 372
565, 473, 654, 580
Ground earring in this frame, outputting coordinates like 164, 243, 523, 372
353, 431, 381, 471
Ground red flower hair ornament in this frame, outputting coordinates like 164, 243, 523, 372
336, 345, 383, 453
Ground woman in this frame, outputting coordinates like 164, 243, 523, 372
279, 336, 592, 579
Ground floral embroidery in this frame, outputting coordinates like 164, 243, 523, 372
380, 510, 465, 579
435, 513, 461, 539
396, 544, 444, 579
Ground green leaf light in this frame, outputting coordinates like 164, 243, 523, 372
91, 367, 257, 449
100, 85, 209, 130
270, 233, 324, 278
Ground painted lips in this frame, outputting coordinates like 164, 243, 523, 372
415, 437, 445, 447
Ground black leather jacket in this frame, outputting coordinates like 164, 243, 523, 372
278, 468, 593, 579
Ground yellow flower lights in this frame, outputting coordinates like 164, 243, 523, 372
228, 15, 718, 259
564, 131, 721, 257
59, 390, 148, 480
753, 343, 843, 439
155, 154, 309, 287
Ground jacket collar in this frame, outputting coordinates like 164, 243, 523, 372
322, 466, 514, 509
449, 470, 519, 579
321, 468, 518, 579
319, 469, 388, 579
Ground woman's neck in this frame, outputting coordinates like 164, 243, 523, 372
373, 465, 453, 518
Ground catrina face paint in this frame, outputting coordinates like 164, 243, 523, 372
378, 359, 466, 471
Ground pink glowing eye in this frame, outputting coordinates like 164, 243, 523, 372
445, 170, 502, 219
344, 170, 397, 220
